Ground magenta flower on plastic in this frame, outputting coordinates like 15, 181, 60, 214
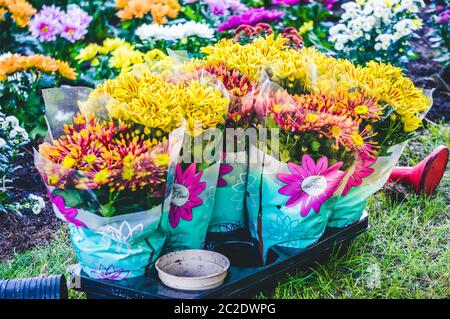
29, 5, 64, 42
342, 153, 376, 196
169, 163, 206, 228
60, 5, 92, 43
47, 189, 87, 228
218, 7, 284, 32
277, 155, 345, 217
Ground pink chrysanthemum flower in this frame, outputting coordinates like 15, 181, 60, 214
60, 5, 92, 43
169, 163, 206, 227
342, 153, 376, 196
29, 5, 63, 42
277, 155, 345, 217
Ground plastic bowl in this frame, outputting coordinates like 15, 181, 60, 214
155, 249, 230, 291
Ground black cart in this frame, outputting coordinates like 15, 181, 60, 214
71, 216, 369, 299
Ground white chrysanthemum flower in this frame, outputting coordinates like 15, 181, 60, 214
335, 42, 344, 51
9, 129, 17, 139
136, 21, 215, 42
30, 194, 46, 209
0, 137, 6, 148
329, 24, 348, 36
4, 116, 20, 128
32, 204, 42, 215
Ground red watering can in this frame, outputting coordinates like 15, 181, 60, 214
388, 145, 449, 196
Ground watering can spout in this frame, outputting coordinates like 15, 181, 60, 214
388, 145, 449, 196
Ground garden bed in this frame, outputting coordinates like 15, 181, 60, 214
0, 146, 61, 261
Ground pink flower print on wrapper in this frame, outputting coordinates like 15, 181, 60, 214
277, 155, 345, 217
169, 163, 207, 228
47, 189, 87, 228
342, 153, 376, 196
90, 264, 130, 281
217, 152, 233, 187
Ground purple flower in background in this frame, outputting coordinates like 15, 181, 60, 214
218, 7, 284, 32
436, 9, 450, 24
272, 0, 336, 10
60, 5, 92, 43
205, 0, 246, 16
29, 4, 91, 43
322, 0, 338, 10
272, 0, 304, 6
29, 5, 64, 42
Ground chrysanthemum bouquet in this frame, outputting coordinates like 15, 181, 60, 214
34, 85, 185, 279
194, 24, 303, 234
77, 65, 229, 253
329, 0, 424, 66
200, 32, 430, 262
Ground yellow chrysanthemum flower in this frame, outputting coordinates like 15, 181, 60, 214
76, 43, 100, 62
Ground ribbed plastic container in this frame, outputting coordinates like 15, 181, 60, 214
0, 275, 68, 299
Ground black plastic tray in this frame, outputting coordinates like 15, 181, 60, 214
72, 216, 369, 299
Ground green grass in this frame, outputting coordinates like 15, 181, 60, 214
272, 121, 450, 299
1, 122, 449, 299
0, 227, 83, 299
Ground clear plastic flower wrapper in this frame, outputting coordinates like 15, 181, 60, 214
327, 89, 433, 228
76, 59, 231, 252
196, 26, 304, 234
207, 69, 258, 234
158, 70, 231, 250
245, 50, 431, 263
35, 86, 185, 280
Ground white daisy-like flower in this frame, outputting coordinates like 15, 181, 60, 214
0, 137, 6, 148
9, 129, 17, 139
4, 116, 20, 128
136, 21, 215, 42
32, 204, 42, 215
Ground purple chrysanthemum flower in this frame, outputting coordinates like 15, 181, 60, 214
205, 0, 246, 16
29, 5, 64, 42
436, 9, 450, 24
60, 5, 92, 43
322, 0, 338, 10
272, 0, 305, 6
217, 7, 284, 32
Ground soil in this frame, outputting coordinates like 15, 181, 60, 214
0, 6, 448, 262
0, 143, 62, 261
407, 12, 449, 122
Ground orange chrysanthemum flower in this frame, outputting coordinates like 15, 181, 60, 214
116, 0, 181, 24
0, 0, 36, 27
38, 113, 169, 193
262, 89, 378, 156
0, 54, 77, 81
